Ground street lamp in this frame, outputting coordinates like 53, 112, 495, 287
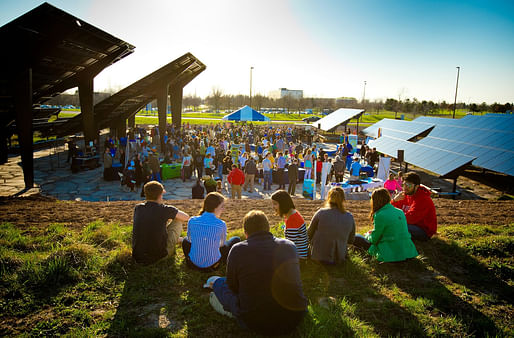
249, 66, 254, 107
452, 66, 460, 119
362, 80, 367, 107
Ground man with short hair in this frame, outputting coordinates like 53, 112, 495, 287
392, 172, 437, 241
262, 153, 273, 191
207, 210, 307, 335
132, 181, 190, 265
227, 164, 245, 199
243, 157, 258, 193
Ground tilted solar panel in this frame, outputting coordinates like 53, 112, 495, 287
315, 108, 364, 131
368, 135, 475, 177
362, 118, 434, 140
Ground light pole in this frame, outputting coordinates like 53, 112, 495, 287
249, 66, 254, 107
362, 80, 367, 107
452, 66, 460, 119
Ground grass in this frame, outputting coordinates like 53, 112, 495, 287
0, 219, 512, 336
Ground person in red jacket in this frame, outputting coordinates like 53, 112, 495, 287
227, 164, 245, 199
391, 172, 437, 241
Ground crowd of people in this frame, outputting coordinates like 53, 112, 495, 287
101, 122, 389, 200
132, 170, 437, 335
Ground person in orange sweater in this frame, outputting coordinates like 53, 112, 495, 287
391, 172, 437, 241
227, 164, 245, 199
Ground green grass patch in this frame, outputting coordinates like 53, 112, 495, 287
0, 221, 512, 336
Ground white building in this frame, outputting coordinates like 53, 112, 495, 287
269, 88, 303, 99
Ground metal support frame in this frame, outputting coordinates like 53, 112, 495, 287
14, 68, 34, 189
157, 85, 168, 151
115, 119, 127, 139
128, 115, 136, 129
170, 85, 183, 129
78, 75, 96, 144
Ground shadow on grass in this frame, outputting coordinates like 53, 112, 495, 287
299, 256, 427, 337
377, 237, 511, 336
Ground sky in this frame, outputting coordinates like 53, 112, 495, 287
1, 0, 513, 104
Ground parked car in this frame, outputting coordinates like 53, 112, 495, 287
302, 116, 321, 123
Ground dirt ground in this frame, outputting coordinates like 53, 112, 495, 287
1, 195, 513, 232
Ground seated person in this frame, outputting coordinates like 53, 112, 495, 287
353, 188, 418, 262
132, 181, 190, 265
308, 187, 355, 264
182, 192, 240, 271
192, 179, 205, 199
121, 163, 136, 192
203, 175, 217, 194
384, 172, 402, 195
271, 190, 309, 259
391, 172, 437, 241
207, 210, 307, 335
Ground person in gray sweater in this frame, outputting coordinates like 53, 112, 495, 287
308, 186, 355, 264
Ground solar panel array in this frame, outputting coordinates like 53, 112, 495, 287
362, 118, 434, 140
316, 108, 364, 131
413, 114, 514, 176
368, 135, 476, 178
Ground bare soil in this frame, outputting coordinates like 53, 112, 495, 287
1, 195, 513, 232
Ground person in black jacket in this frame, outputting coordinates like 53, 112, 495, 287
206, 210, 307, 335
192, 179, 205, 199
287, 158, 299, 196
243, 157, 258, 192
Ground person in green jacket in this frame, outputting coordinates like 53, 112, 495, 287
353, 188, 418, 262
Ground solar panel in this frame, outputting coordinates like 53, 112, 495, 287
316, 108, 364, 131
368, 135, 475, 177
362, 118, 434, 140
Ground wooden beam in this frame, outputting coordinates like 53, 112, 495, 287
14, 68, 34, 189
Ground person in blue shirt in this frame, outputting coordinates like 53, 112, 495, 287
182, 192, 240, 271
350, 156, 362, 180
276, 152, 287, 189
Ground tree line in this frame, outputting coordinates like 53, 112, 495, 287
46, 90, 512, 116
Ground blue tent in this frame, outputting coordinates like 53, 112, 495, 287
222, 105, 270, 122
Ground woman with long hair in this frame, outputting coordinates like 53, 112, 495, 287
182, 192, 240, 271
353, 188, 418, 262
271, 190, 309, 259
303, 149, 312, 180
308, 187, 355, 264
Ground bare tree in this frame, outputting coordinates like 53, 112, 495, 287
207, 87, 224, 112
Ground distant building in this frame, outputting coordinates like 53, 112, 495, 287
270, 88, 303, 99
336, 97, 358, 107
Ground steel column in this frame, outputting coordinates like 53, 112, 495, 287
170, 85, 183, 129
78, 75, 96, 144
157, 85, 168, 151
14, 68, 34, 189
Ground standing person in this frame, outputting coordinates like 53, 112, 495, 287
304, 149, 313, 180
271, 190, 309, 259
207, 210, 307, 335
182, 192, 240, 270
243, 156, 258, 193
103, 147, 114, 181
227, 164, 245, 199
349, 156, 362, 180
193, 149, 204, 179
262, 153, 273, 191
149, 152, 161, 182
182, 152, 193, 181
391, 172, 437, 241
276, 152, 287, 189
315, 156, 323, 184
288, 158, 299, 196
353, 188, 418, 262
308, 187, 355, 264
333, 155, 346, 182
204, 153, 214, 177
132, 181, 190, 265
221, 154, 233, 192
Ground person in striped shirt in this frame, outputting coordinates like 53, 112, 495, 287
271, 190, 309, 259
182, 192, 240, 271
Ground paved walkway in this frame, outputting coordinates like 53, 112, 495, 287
0, 146, 308, 201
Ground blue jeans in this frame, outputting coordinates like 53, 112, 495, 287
263, 171, 272, 190
213, 277, 246, 329
408, 225, 429, 241
151, 171, 161, 182
217, 165, 223, 180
